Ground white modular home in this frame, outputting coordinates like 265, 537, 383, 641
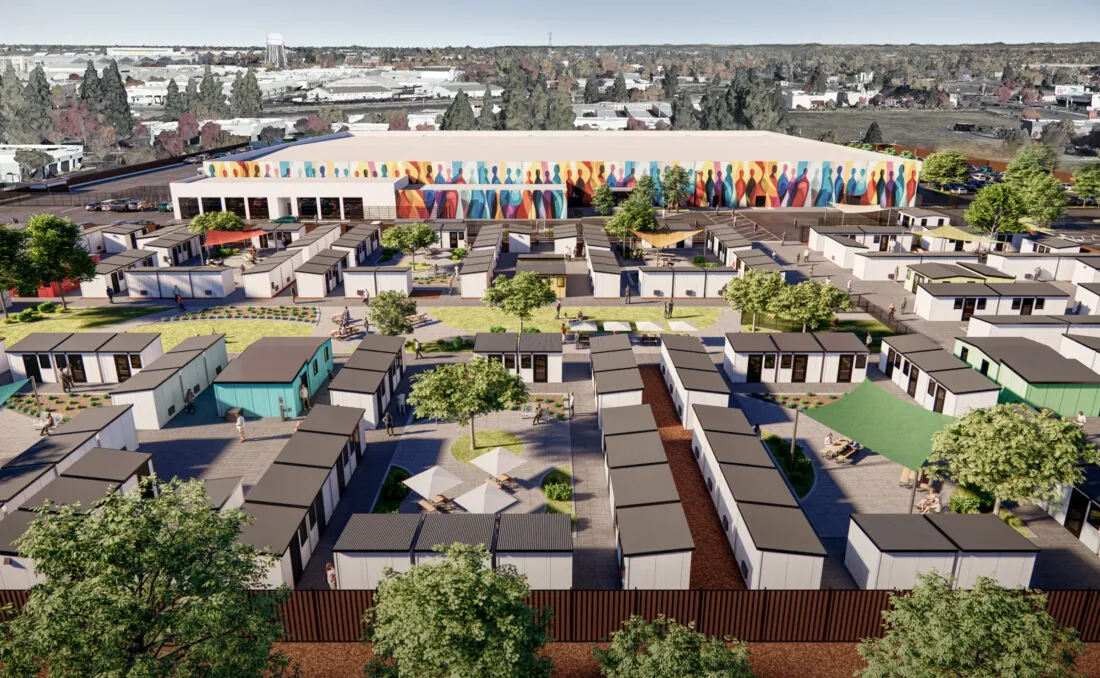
1071, 256, 1100, 286
472, 332, 563, 384
413, 514, 497, 565
604, 429, 667, 481
897, 208, 950, 229
844, 514, 960, 590
890, 347, 970, 402
919, 366, 1001, 415
432, 221, 468, 251
102, 222, 152, 254
242, 249, 305, 298
494, 514, 573, 589
590, 350, 637, 394
238, 501, 313, 588
914, 282, 1068, 322
18, 475, 121, 515
124, 266, 236, 299
506, 223, 532, 253
295, 403, 367, 469
332, 513, 421, 589
80, 249, 157, 298
609, 463, 679, 513
331, 222, 381, 267
984, 252, 1078, 282
1059, 334, 1100, 375
659, 337, 730, 431
818, 235, 868, 269
284, 223, 342, 260
329, 362, 393, 430
1075, 282, 1100, 316
581, 225, 613, 252
600, 404, 658, 453
808, 225, 914, 255
458, 250, 496, 298
255, 222, 308, 250
589, 333, 632, 355
705, 224, 752, 267
0, 463, 57, 517
60, 448, 154, 496
690, 403, 770, 480
469, 224, 504, 252
852, 251, 980, 282
294, 249, 346, 298
48, 404, 139, 453
137, 227, 203, 266
588, 249, 622, 299
925, 513, 1039, 589
0, 512, 46, 588
722, 332, 868, 384
552, 223, 578, 256
637, 267, 736, 300
1045, 466, 1100, 559
342, 266, 413, 298
616, 502, 693, 590
904, 262, 1014, 294
272, 432, 350, 520
167, 334, 230, 384
966, 314, 1100, 343
1019, 233, 1082, 255
109, 336, 227, 430
246, 464, 335, 551
729, 246, 784, 278
5, 332, 159, 386
594, 368, 644, 426
204, 476, 245, 511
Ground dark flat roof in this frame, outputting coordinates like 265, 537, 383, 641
52, 404, 132, 435
276, 431, 348, 469
595, 368, 644, 395
604, 431, 667, 469
519, 333, 563, 353
661, 334, 707, 353
516, 255, 566, 276
94, 249, 154, 274
970, 314, 1100, 326
414, 514, 497, 553
344, 266, 412, 273
53, 332, 116, 353
345, 349, 397, 372
812, 332, 870, 354
243, 250, 299, 274
984, 281, 1068, 297
666, 349, 718, 372
601, 404, 657, 437
616, 503, 694, 556
906, 350, 969, 373
552, 224, 578, 239
7, 332, 72, 353
851, 514, 958, 553
99, 332, 160, 353
0, 511, 40, 555
203, 476, 243, 510
736, 503, 826, 556
474, 332, 518, 353
357, 334, 406, 356
591, 351, 637, 373
215, 337, 327, 384
675, 368, 730, 394
0, 464, 54, 503
108, 368, 178, 394
60, 448, 150, 483
725, 333, 777, 353
721, 464, 798, 508
5, 432, 95, 468
20, 476, 119, 513
329, 366, 385, 395
702, 431, 773, 467
1065, 333, 1100, 352
238, 501, 307, 554
589, 334, 632, 354
959, 336, 1100, 384
883, 334, 941, 354
145, 349, 204, 370
167, 333, 225, 353
928, 368, 1000, 394
909, 263, 985, 280
772, 334, 825, 353
299, 404, 364, 438
925, 513, 1039, 553
825, 234, 867, 249
246, 464, 331, 508
610, 464, 679, 508
496, 514, 572, 552
958, 262, 1013, 279
333, 513, 423, 552
692, 404, 755, 435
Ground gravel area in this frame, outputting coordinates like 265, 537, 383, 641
639, 365, 743, 590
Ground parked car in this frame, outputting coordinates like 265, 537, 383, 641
128, 200, 152, 211
947, 184, 968, 194
271, 216, 299, 224
85, 201, 104, 211
156, 201, 172, 212
105, 199, 131, 212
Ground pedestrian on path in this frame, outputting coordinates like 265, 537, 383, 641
623, 285, 631, 304
846, 279, 852, 294
342, 306, 351, 327
299, 382, 311, 411
561, 322, 568, 344
396, 392, 406, 416
175, 290, 185, 312
555, 300, 561, 319
900, 299, 907, 315
887, 303, 897, 321
383, 411, 394, 436
106, 287, 114, 304
662, 301, 669, 319
236, 414, 246, 442
865, 332, 873, 348
184, 389, 195, 414
796, 253, 801, 265
667, 299, 675, 319
567, 392, 575, 418
413, 339, 423, 359
803, 248, 810, 263
532, 403, 544, 425
326, 562, 338, 590
361, 290, 370, 306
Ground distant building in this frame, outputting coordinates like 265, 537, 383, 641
0, 145, 84, 183
784, 90, 840, 109
266, 33, 288, 69
572, 102, 672, 130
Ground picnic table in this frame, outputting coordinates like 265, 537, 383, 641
406, 312, 428, 326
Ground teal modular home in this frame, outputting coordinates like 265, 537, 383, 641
213, 337, 334, 418
952, 336, 1100, 418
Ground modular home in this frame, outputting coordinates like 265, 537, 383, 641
844, 514, 960, 590
704, 224, 752, 267
659, 335, 729, 430
102, 222, 152, 254
124, 266, 236, 299
729, 246, 783, 278
1071, 256, 1100, 286
897, 208, 949, 229
342, 266, 413, 298
293, 403, 367, 467
604, 429, 667, 480
818, 235, 868, 269
333, 513, 421, 588
516, 255, 567, 298
1019, 233, 1082, 255
919, 367, 1001, 415
331, 222, 381, 267
167, 334, 230, 384
1045, 465, 1100, 559
214, 337, 334, 418
1059, 334, 1100, 375
637, 266, 736, 300
581, 224, 613, 252
966, 314, 1100, 343
18, 475, 121, 514
472, 332, 563, 383
924, 513, 1038, 588
600, 404, 658, 452
432, 221, 469, 251
616, 502, 693, 589
808, 225, 914, 255
904, 262, 1013, 294
80, 249, 157, 298
49, 404, 139, 452
203, 476, 245, 511
6, 332, 161, 386
722, 332, 868, 384
246, 463, 335, 549
916, 225, 992, 253
589, 333, 632, 355
889, 347, 970, 402
609, 464, 679, 512
984, 252, 1078, 282
690, 403, 769, 480
594, 368, 644, 425
590, 349, 637, 394
587, 249, 622, 299
1074, 282, 1100, 315
294, 248, 346, 298
494, 514, 573, 589
413, 514, 497, 565
458, 250, 496, 298
284, 223, 342, 259
137, 227, 203, 266
256, 222, 307, 250
60, 448, 154, 495
242, 249, 305, 298
271, 428, 350, 522
851, 251, 980, 282
0, 464, 58, 517
469, 224, 504, 253
329, 337, 406, 429
552, 223, 578, 256
506, 223, 532, 253
0, 512, 45, 588
238, 501, 313, 588
914, 281, 1068, 321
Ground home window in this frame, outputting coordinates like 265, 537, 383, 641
504, 354, 516, 369
693, 446, 700, 459
179, 198, 200, 219
520, 354, 532, 369
1035, 298, 1045, 310
902, 360, 910, 376
855, 354, 867, 369
324, 346, 330, 361
927, 379, 936, 396
55, 355, 68, 369
706, 477, 714, 492
38, 354, 50, 369
953, 298, 963, 310
959, 347, 969, 362
764, 354, 776, 369
312, 360, 318, 375
976, 298, 986, 310
1011, 298, 1021, 310
1087, 502, 1100, 530
722, 515, 730, 532
130, 355, 142, 369
298, 520, 309, 547
980, 359, 990, 375
307, 504, 316, 530
780, 354, 793, 369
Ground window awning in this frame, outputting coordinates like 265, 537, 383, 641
203, 229, 266, 247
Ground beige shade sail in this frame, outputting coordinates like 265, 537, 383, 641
631, 229, 703, 249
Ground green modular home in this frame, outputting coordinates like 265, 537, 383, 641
953, 336, 1100, 417
213, 337, 334, 418
904, 262, 1014, 294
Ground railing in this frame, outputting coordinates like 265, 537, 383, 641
0, 185, 172, 208
849, 292, 914, 336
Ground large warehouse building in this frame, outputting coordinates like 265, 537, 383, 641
172, 131, 921, 221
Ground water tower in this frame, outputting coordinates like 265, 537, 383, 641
266, 33, 287, 69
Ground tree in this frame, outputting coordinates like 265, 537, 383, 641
482, 271, 558, 332
200, 121, 223, 150
258, 126, 284, 143
1073, 162, 1100, 205
1017, 172, 1067, 228
183, 77, 199, 114
178, 112, 199, 144
228, 73, 245, 117
606, 190, 658, 236
920, 150, 970, 186
317, 106, 346, 124
164, 78, 186, 121
381, 222, 437, 267
769, 280, 851, 332
0, 477, 296, 678
476, 84, 497, 130
387, 110, 410, 131
610, 72, 628, 102
195, 65, 228, 119
23, 66, 52, 143
858, 572, 1082, 678
661, 164, 691, 210
862, 121, 883, 144
592, 183, 615, 215
13, 149, 53, 180
189, 210, 242, 263
364, 543, 552, 678
724, 269, 786, 332
22, 214, 95, 310
440, 90, 477, 130
408, 358, 527, 449
965, 183, 1028, 238
294, 115, 329, 137
0, 64, 28, 144
929, 404, 1100, 514
368, 290, 418, 336
1006, 144, 1057, 185
545, 86, 575, 130
662, 63, 680, 100
238, 68, 263, 117
700, 87, 734, 130
99, 60, 133, 138
527, 75, 550, 129
804, 64, 827, 92
499, 79, 530, 131
0, 226, 28, 318
583, 77, 601, 104
78, 60, 102, 107
594, 615, 753, 678
671, 91, 699, 131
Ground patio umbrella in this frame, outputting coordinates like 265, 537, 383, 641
403, 466, 462, 499
668, 321, 698, 332
452, 483, 517, 514
603, 321, 631, 333
635, 321, 663, 333
571, 321, 598, 333
471, 446, 525, 477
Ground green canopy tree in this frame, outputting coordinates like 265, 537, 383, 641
188, 211, 244, 265
498, 72, 530, 131
380, 221, 437, 267
724, 269, 786, 332
965, 183, 1028, 238
862, 121, 884, 144
368, 290, 418, 336
22, 214, 95, 309
610, 72, 628, 102
239, 68, 263, 117
476, 84, 497, 130
660, 164, 691, 210
527, 75, 550, 130
594, 615, 753, 678
78, 60, 102, 107
364, 543, 552, 678
858, 572, 1082, 678
662, 63, 680, 99
929, 404, 1100, 514
99, 60, 133, 138
671, 91, 699, 131
583, 77, 601, 104
408, 357, 527, 448
163, 78, 187, 121
1016, 172, 1067, 228
1072, 162, 1100, 205
228, 73, 245, 117
920, 150, 970, 186
0, 226, 29, 318
592, 183, 616, 215
769, 280, 851, 332
440, 90, 477, 130
607, 189, 658, 236
0, 477, 296, 678
195, 65, 229, 119
482, 271, 558, 332
1006, 144, 1058, 184
546, 86, 575, 130
184, 77, 199, 115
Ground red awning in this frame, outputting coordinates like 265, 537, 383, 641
203, 229, 266, 247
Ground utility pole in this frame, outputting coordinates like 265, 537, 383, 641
789, 407, 800, 469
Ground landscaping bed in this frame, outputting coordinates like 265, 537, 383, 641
7, 391, 114, 421
373, 466, 412, 514
162, 305, 318, 324
451, 430, 523, 465
540, 467, 575, 519
761, 432, 815, 498
514, 394, 569, 421
752, 392, 841, 410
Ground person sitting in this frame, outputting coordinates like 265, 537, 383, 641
916, 490, 941, 514
824, 432, 834, 448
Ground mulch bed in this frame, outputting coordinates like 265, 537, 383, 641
639, 365, 744, 590
409, 290, 441, 299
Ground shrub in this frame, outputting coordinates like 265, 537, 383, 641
450, 248, 468, 260
692, 255, 707, 265
543, 482, 572, 502
36, 302, 56, 313
521, 326, 541, 333
451, 336, 467, 351
949, 485, 994, 514
999, 509, 1025, 529
435, 338, 451, 351
17, 309, 37, 323
489, 326, 507, 333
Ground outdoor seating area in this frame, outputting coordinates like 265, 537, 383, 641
402, 445, 526, 514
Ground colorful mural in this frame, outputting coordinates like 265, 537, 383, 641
396, 188, 566, 220
206, 157, 921, 210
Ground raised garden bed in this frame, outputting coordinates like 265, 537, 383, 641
7, 391, 114, 421
513, 394, 569, 421
162, 305, 319, 324
541, 467, 575, 519
751, 392, 841, 410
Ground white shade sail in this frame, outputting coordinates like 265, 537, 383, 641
471, 446, 525, 477
602, 321, 631, 333
452, 483, 517, 514
570, 321, 598, 333
668, 321, 698, 332
403, 466, 462, 499
635, 321, 664, 332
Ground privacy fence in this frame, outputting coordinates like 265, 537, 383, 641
9, 588, 1096, 644
0, 184, 172, 208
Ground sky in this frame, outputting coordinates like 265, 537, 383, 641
2, 0, 1100, 47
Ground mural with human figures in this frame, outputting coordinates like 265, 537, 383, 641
205, 157, 920, 214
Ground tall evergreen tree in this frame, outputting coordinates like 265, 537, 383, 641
546, 86, 576, 130
476, 85, 497, 130
862, 121, 884, 144
610, 72, 628, 102
0, 67, 5, 143
228, 73, 245, 118
239, 68, 263, 117
163, 79, 186, 121
662, 64, 680, 100
184, 77, 199, 115
499, 73, 529, 131
727, 69, 751, 128
78, 60, 102, 106
196, 66, 228, 119
440, 90, 477, 130
701, 85, 734, 130
742, 76, 786, 132
23, 66, 52, 143
0, 64, 28, 144
671, 91, 698, 130
583, 78, 601, 104
98, 60, 133, 137
527, 75, 549, 129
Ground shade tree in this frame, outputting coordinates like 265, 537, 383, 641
380, 221, 438, 267
724, 269, 786, 332
482, 271, 558, 332
368, 290, 418, 336
594, 615, 754, 678
408, 357, 527, 449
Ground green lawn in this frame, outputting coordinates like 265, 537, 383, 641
450, 429, 523, 465
373, 466, 412, 514
761, 432, 815, 498
424, 305, 724, 333
130, 319, 313, 352
0, 305, 168, 346
541, 467, 575, 518
743, 316, 894, 351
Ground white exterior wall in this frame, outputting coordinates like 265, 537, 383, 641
508, 233, 531, 253
124, 269, 236, 299
921, 235, 981, 253
57, 352, 105, 384
103, 232, 133, 254
1071, 260, 1100, 285
97, 407, 140, 451
704, 270, 735, 298
820, 238, 865, 269
496, 552, 572, 589
852, 254, 980, 282
940, 388, 1000, 416
965, 318, 1100, 342
8, 352, 59, 383
294, 272, 330, 299
639, 269, 669, 298
334, 551, 412, 589
774, 354, 824, 384
553, 236, 577, 255
596, 391, 644, 429
171, 177, 402, 221
621, 550, 691, 590
460, 271, 490, 299
953, 552, 1036, 589
258, 549, 297, 589
330, 388, 384, 429
844, 522, 958, 590
1059, 335, 1100, 374
671, 271, 707, 298
591, 270, 620, 298
242, 252, 304, 298
0, 470, 58, 517
819, 353, 868, 383
722, 343, 774, 384
196, 341, 229, 385
342, 269, 413, 298
1074, 286, 1100, 315
320, 467, 340, 524
914, 289, 1005, 322
0, 556, 44, 589
985, 254, 1077, 281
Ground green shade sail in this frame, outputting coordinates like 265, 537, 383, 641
0, 379, 29, 409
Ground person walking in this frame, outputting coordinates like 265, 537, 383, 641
560, 322, 568, 345
325, 562, 338, 590
106, 287, 114, 304
667, 298, 675, 319
236, 413, 246, 442
900, 299, 907, 315
803, 248, 810, 264
662, 301, 669, 319
846, 279, 852, 294
299, 382, 311, 411
795, 252, 801, 265
342, 306, 351, 327
887, 303, 897, 321
361, 290, 370, 306
865, 332, 873, 348
413, 338, 423, 360
555, 300, 561, 319
396, 392, 406, 416
184, 389, 195, 414
623, 285, 631, 304
383, 411, 394, 436
567, 392, 575, 419
532, 402, 543, 425
174, 290, 185, 313
60, 365, 72, 393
